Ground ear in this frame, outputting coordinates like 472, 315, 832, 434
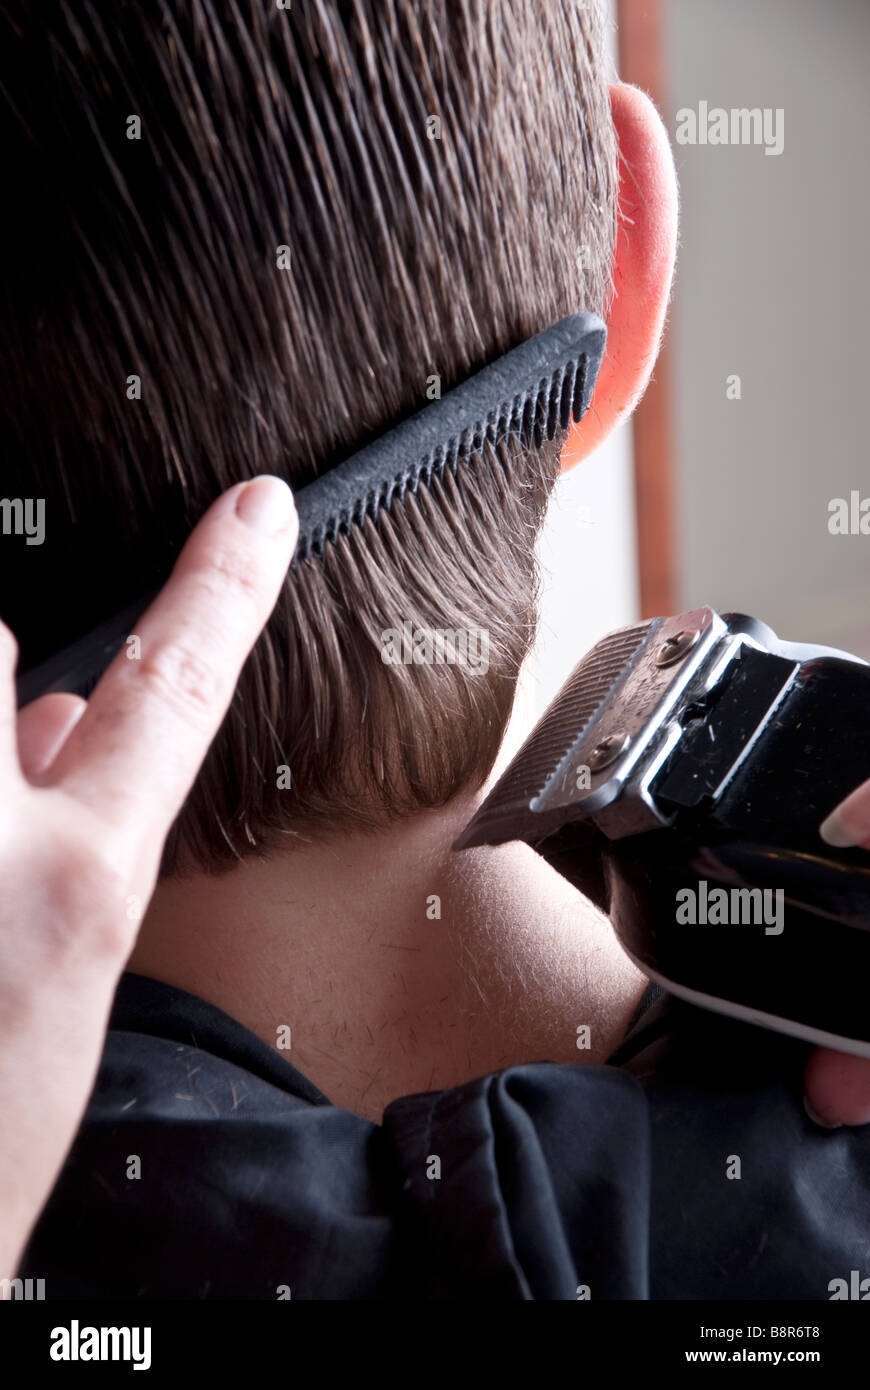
561, 83, 679, 471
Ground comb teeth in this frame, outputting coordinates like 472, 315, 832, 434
393, 360, 585, 508
297, 358, 588, 559
455, 619, 654, 850
293, 313, 606, 562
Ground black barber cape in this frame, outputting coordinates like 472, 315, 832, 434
21, 972, 870, 1299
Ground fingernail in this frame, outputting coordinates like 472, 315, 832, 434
234, 477, 295, 536
819, 805, 861, 849
803, 1095, 842, 1130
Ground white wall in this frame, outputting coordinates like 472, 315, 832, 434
533, 430, 639, 715
666, 0, 870, 656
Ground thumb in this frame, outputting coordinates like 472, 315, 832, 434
804, 1047, 870, 1128
819, 778, 870, 849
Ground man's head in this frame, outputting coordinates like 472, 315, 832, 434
1, 2, 673, 875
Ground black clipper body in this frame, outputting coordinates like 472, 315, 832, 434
457, 608, 870, 1057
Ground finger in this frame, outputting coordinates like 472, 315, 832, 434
48, 476, 297, 840
17, 692, 87, 779
804, 1047, 870, 1128
819, 780, 870, 849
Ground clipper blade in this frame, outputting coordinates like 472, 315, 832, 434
455, 617, 659, 851
455, 607, 735, 853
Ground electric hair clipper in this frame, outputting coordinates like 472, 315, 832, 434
456, 608, 870, 1057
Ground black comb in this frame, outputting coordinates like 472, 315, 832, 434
294, 312, 606, 561
15, 313, 606, 707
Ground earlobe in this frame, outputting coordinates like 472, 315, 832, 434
561, 82, 679, 471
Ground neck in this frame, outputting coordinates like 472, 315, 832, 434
129, 789, 647, 1121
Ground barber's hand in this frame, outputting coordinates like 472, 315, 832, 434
0, 476, 297, 1280
803, 782, 870, 1128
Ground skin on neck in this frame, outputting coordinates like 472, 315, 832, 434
128, 785, 648, 1122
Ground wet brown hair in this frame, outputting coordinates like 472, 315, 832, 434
0, 0, 617, 873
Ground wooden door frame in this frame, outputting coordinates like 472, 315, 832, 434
616, 0, 677, 618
